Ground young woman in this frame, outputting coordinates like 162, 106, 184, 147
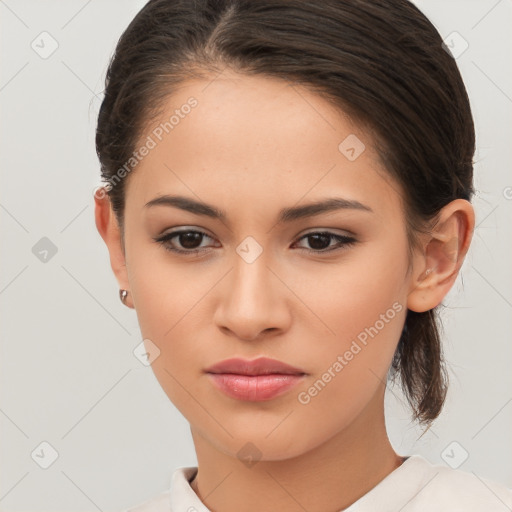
94, 0, 512, 510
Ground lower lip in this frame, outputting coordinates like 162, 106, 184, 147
207, 373, 305, 401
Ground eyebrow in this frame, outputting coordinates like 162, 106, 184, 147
144, 194, 373, 223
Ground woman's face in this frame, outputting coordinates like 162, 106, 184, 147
110, 71, 423, 460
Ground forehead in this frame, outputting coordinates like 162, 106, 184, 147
125, 71, 404, 224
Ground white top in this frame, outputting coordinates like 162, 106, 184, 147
124, 454, 512, 511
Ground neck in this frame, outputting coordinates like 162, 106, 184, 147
189, 385, 403, 512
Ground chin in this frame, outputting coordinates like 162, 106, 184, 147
214, 424, 320, 463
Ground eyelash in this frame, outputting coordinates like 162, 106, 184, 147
153, 229, 357, 256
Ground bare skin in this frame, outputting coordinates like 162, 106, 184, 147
95, 70, 475, 512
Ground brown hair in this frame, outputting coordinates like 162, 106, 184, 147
96, 0, 475, 429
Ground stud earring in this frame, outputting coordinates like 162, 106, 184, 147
119, 289, 129, 305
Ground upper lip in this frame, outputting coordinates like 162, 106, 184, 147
205, 357, 306, 376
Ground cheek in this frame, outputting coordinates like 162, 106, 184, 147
127, 238, 217, 338
287, 238, 408, 398
288, 238, 407, 343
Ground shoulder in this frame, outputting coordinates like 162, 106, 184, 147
407, 456, 512, 511
122, 490, 171, 512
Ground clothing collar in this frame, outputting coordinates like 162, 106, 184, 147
168, 455, 433, 512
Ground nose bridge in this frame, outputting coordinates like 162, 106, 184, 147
229, 241, 274, 306
214, 239, 289, 339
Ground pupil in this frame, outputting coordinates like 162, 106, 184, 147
180, 232, 202, 249
309, 234, 330, 250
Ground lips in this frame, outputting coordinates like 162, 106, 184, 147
204, 357, 306, 401
204, 357, 306, 376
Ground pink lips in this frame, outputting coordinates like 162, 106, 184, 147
205, 357, 306, 401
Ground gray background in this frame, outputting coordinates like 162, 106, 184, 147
0, 0, 511, 510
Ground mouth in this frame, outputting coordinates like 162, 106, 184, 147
204, 357, 307, 401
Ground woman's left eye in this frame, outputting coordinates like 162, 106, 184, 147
293, 232, 357, 253
154, 229, 357, 255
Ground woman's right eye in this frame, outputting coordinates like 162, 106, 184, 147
154, 230, 217, 255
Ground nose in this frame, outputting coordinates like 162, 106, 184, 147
213, 254, 292, 342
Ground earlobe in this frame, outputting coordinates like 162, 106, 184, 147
94, 187, 134, 308
407, 199, 475, 313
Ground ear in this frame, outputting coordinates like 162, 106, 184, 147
407, 199, 475, 313
94, 187, 135, 309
